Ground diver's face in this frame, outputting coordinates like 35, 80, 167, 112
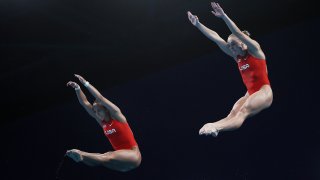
227, 37, 246, 55
92, 103, 107, 119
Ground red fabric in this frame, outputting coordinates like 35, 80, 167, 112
237, 52, 271, 95
102, 119, 138, 150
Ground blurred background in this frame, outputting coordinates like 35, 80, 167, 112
1, 0, 319, 179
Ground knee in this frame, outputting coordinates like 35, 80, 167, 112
264, 87, 273, 108
128, 155, 142, 171
130, 154, 142, 170
228, 109, 237, 118
238, 104, 252, 118
266, 95, 273, 108
232, 106, 250, 129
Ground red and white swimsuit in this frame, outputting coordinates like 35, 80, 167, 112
237, 52, 271, 95
102, 119, 138, 150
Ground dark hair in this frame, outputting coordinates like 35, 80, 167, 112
242, 30, 251, 36
228, 30, 251, 39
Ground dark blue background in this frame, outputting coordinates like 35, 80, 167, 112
1, 0, 319, 179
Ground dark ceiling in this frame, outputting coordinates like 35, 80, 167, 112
0, 0, 318, 122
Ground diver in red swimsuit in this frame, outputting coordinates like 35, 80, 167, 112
66, 74, 141, 172
188, 2, 273, 137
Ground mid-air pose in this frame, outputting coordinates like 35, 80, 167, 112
188, 2, 273, 137
66, 74, 141, 172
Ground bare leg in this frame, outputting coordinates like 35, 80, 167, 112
198, 93, 249, 136
100, 148, 142, 172
66, 147, 141, 172
212, 92, 250, 127
79, 151, 104, 167
199, 85, 273, 136
66, 149, 102, 166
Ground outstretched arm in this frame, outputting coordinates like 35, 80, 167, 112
74, 74, 126, 122
210, 2, 261, 53
66, 81, 96, 119
187, 11, 233, 57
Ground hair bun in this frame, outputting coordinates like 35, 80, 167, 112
242, 30, 251, 36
